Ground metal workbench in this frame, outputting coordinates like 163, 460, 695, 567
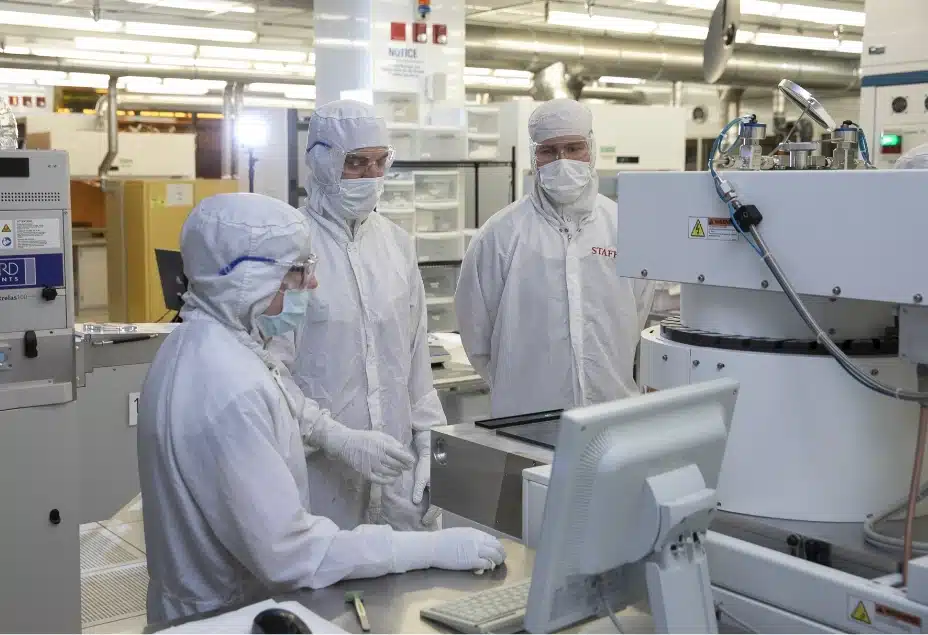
150, 540, 655, 634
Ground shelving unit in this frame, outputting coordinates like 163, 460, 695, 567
466, 106, 501, 160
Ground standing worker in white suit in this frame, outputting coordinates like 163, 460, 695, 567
138, 193, 505, 623
455, 99, 655, 418
273, 100, 445, 532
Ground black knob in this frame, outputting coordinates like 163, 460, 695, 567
41, 286, 58, 301
49, 509, 61, 525
23, 330, 38, 358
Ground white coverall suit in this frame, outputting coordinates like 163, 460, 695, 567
277, 101, 445, 531
455, 99, 655, 418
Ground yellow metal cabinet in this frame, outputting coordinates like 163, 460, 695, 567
106, 179, 239, 323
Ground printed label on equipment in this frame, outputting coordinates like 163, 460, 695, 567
165, 183, 193, 207
0, 222, 14, 250
15, 218, 60, 249
128, 392, 140, 427
688, 216, 738, 241
848, 596, 922, 633
0, 257, 36, 288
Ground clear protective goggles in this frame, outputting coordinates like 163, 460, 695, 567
307, 141, 395, 183
219, 254, 318, 290
530, 134, 595, 172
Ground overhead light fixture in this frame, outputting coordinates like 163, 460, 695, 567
163, 78, 227, 90
547, 10, 657, 34
75, 37, 197, 56
124, 81, 210, 96
493, 68, 533, 78
751, 32, 847, 51
1, 46, 31, 55
283, 86, 316, 100
125, 22, 256, 43
463, 75, 532, 89
149, 55, 198, 67
0, 10, 122, 32
664, 0, 718, 9
198, 45, 306, 63
124, 0, 255, 13
464, 67, 493, 76
0, 68, 67, 85
838, 40, 863, 54
598, 76, 645, 85
32, 48, 148, 64
194, 58, 250, 69
668, 0, 865, 27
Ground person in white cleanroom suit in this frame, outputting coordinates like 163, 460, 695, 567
455, 99, 655, 418
138, 193, 505, 623
894, 143, 928, 169
271, 100, 445, 532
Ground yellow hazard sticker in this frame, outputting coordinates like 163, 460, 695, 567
1, 224, 10, 233
851, 601, 872, 625
690, 218, 706, 238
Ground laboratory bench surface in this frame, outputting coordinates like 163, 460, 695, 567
149, 540, 654, 634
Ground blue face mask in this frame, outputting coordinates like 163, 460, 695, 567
256, 289, 311, 338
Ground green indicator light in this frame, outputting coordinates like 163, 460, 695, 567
881, 134, 902, 147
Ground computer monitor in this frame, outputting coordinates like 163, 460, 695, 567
155, 249, 187, 313
523, 378, 740, 633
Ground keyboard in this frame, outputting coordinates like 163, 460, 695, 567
420, 579, 531, 634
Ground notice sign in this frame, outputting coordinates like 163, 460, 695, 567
382, 46, 426, 79
688, 216, 738, 241
15, 218, 61, 250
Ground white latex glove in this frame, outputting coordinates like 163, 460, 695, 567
308, 417, 415, 485
428, 528, 506, 571
412, 430, 431, 505
392, 527, 506, 573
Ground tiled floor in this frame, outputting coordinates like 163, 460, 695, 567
81, 496, 148, 634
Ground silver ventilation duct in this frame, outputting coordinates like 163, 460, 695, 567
465, 24, 859, 90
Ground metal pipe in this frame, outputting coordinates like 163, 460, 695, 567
465, 24, 860, 90
671, 81, 684, 106
221, 83, 233, 180
97, 75, 118, 181
231, 82, 245, 179
904, 406, 928, 586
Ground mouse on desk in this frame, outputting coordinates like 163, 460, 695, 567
251, 607, 313, 634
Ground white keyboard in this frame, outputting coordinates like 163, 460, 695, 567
420, 579, 531, 634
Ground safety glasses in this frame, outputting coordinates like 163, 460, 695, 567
342, 148, 396, 178
219, 254, 318, 289
531, 134, 595, 171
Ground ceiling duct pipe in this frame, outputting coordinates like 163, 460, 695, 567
97, 75, 118, 183
231, 82, 245, 179
721, 87, 745, 124
671, 81, 684, 107
465, 24, 860, 90
221, 83, 234, 180
533, 62, 570, 100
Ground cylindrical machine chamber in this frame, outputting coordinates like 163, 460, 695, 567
680, 285, 895, 341
639, 327, 925, 522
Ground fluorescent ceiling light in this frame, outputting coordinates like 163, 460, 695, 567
655, 22, 708, 39
149, 55, 197, 67
1, 46, 31, 55
493, 68, 532, 78
547, 10, 656, 34
0, 68, 67, 84
751, 32, 850, 51
664, 0, 718, 9
32, 48, 147, 63
163, 78, 227, 90
0, 10, 121, 32
464, 75, 532, 88
284, 86, 316, 100
125, 22, 256, 43
194, 58, 250, 69
124, 81, 209, 96
599, 76, 645, 85
198, 45, 306, 63
124, 0, 255, 13
464, 67, 493, 76
669, 0, 865, 27
75, 37, 197, 56
838, 40, 863, 54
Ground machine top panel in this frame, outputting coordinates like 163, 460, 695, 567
0, 150, 70, 213
616, 169, 928, 306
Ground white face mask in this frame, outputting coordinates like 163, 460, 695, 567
537, 159, 593, 205
256, 289, 311, 338
332, 177, 384, 222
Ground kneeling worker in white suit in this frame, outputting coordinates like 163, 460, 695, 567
138, 193, 505, 623
455, 99, 655, 418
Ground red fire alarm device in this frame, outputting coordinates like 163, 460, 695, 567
433, 24, 448, 45
413, 22, 428, 43
390, 22, 407, 42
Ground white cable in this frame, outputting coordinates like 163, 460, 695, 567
596, 579, 623, 634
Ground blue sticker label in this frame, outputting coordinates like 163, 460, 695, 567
0, 253, 64, 289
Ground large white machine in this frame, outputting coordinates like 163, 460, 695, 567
617, 77, 928, 632
859, 0, 928, 168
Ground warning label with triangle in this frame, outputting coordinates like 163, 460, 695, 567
851, 600, 872, 625
0, 224, 10, 233
690, 218, 706, 238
